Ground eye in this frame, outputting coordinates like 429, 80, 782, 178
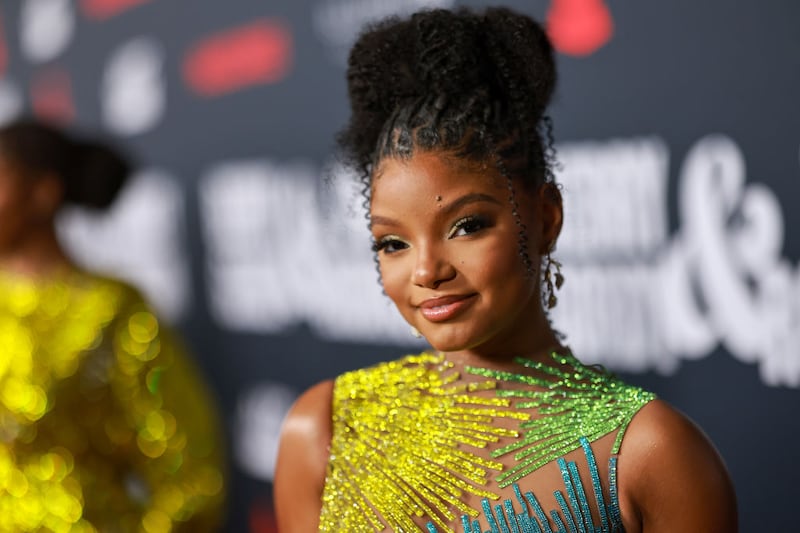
447, 215, 490, 238
372, 235, 409, 254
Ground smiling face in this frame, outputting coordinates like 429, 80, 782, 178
370, 151, 562, 359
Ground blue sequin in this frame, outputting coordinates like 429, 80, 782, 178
426, 437, 624, 533
504, 499, 521, 533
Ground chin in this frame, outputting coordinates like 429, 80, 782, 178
425, 340, 465, 353
420, 328, 484, 354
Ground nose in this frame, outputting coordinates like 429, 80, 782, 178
411, 243, 456, 289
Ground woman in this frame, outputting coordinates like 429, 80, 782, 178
0, 118, 226, 531
275, 7, 736, 533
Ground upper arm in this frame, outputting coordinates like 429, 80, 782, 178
618, 400, 738, 533
274, 380, 335, 533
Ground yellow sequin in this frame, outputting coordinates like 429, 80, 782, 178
319, 352, 655, 533
0, 271, 225, 532
319, 353, 528, 533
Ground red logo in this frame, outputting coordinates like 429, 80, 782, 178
80, 0, 153, 20
183, 20, 292, 98
30, 67, 75, 123
547, 0, 614, 57
249, 497, 278, 533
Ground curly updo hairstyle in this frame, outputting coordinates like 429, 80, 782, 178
0, 118, 132, 210
338, 6, 559, 275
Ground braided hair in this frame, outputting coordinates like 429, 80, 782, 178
338, 7, 559, 280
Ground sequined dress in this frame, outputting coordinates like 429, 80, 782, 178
319, 352, 655, 533
0, 270, 225, 532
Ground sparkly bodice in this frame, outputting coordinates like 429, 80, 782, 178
319, 352, 655, 533
0, 271, 225, 532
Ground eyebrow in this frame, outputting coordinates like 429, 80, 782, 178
442, 192, 503, 214
370, 192, 503, 227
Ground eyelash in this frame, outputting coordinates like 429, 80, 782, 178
447, 215, 490, 238
372, 215, 491, 255
372, 235, 408, 254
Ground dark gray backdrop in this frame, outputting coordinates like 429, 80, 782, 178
1, 1, 798, 531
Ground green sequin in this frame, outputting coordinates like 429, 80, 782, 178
319, 351, 654, 533
468, 353, 655, 486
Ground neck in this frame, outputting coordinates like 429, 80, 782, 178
0, 225, 75, 279
443, 323, 565, 369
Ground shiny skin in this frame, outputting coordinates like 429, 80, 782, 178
370, 151, 562, 360
274, 152, 738, 533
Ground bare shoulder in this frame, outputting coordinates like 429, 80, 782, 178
617, 399, 738, 532
279, 379, 335, 453
274, 380, 335, 533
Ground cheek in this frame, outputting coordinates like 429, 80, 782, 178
465, 241, 537, 308
378, 256, 408, 305
464, 235, 528, 281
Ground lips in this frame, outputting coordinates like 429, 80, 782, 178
417, 294, 477, 322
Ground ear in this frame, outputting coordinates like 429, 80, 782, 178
537, 182, 563, 254
31, 173, 64, 218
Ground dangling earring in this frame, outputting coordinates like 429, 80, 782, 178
410, 326, 423, 339
543, 253, 564, 309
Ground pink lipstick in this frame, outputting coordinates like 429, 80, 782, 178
418, 294, 477, 322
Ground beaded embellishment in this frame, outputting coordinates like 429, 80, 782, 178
468, 353, 654, 487
426, 437, 623, 533
319, 351, 654, 533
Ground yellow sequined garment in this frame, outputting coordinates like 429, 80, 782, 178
0, 270, 225, 533
319, 352, 655, 533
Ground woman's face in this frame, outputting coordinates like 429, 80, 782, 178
370, 150, 560, 356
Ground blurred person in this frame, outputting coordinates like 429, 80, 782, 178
0, 118, 226, 532
275, 7, 737, 533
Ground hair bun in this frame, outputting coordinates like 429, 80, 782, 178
340, 7, 557, 179
409, 10, 486, 97
66, 138, 132, 209
482, 7, 556, 119
0, 118, 132, 210
347, 8, 555, 120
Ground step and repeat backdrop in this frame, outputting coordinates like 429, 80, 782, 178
1, 0, 797, 530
